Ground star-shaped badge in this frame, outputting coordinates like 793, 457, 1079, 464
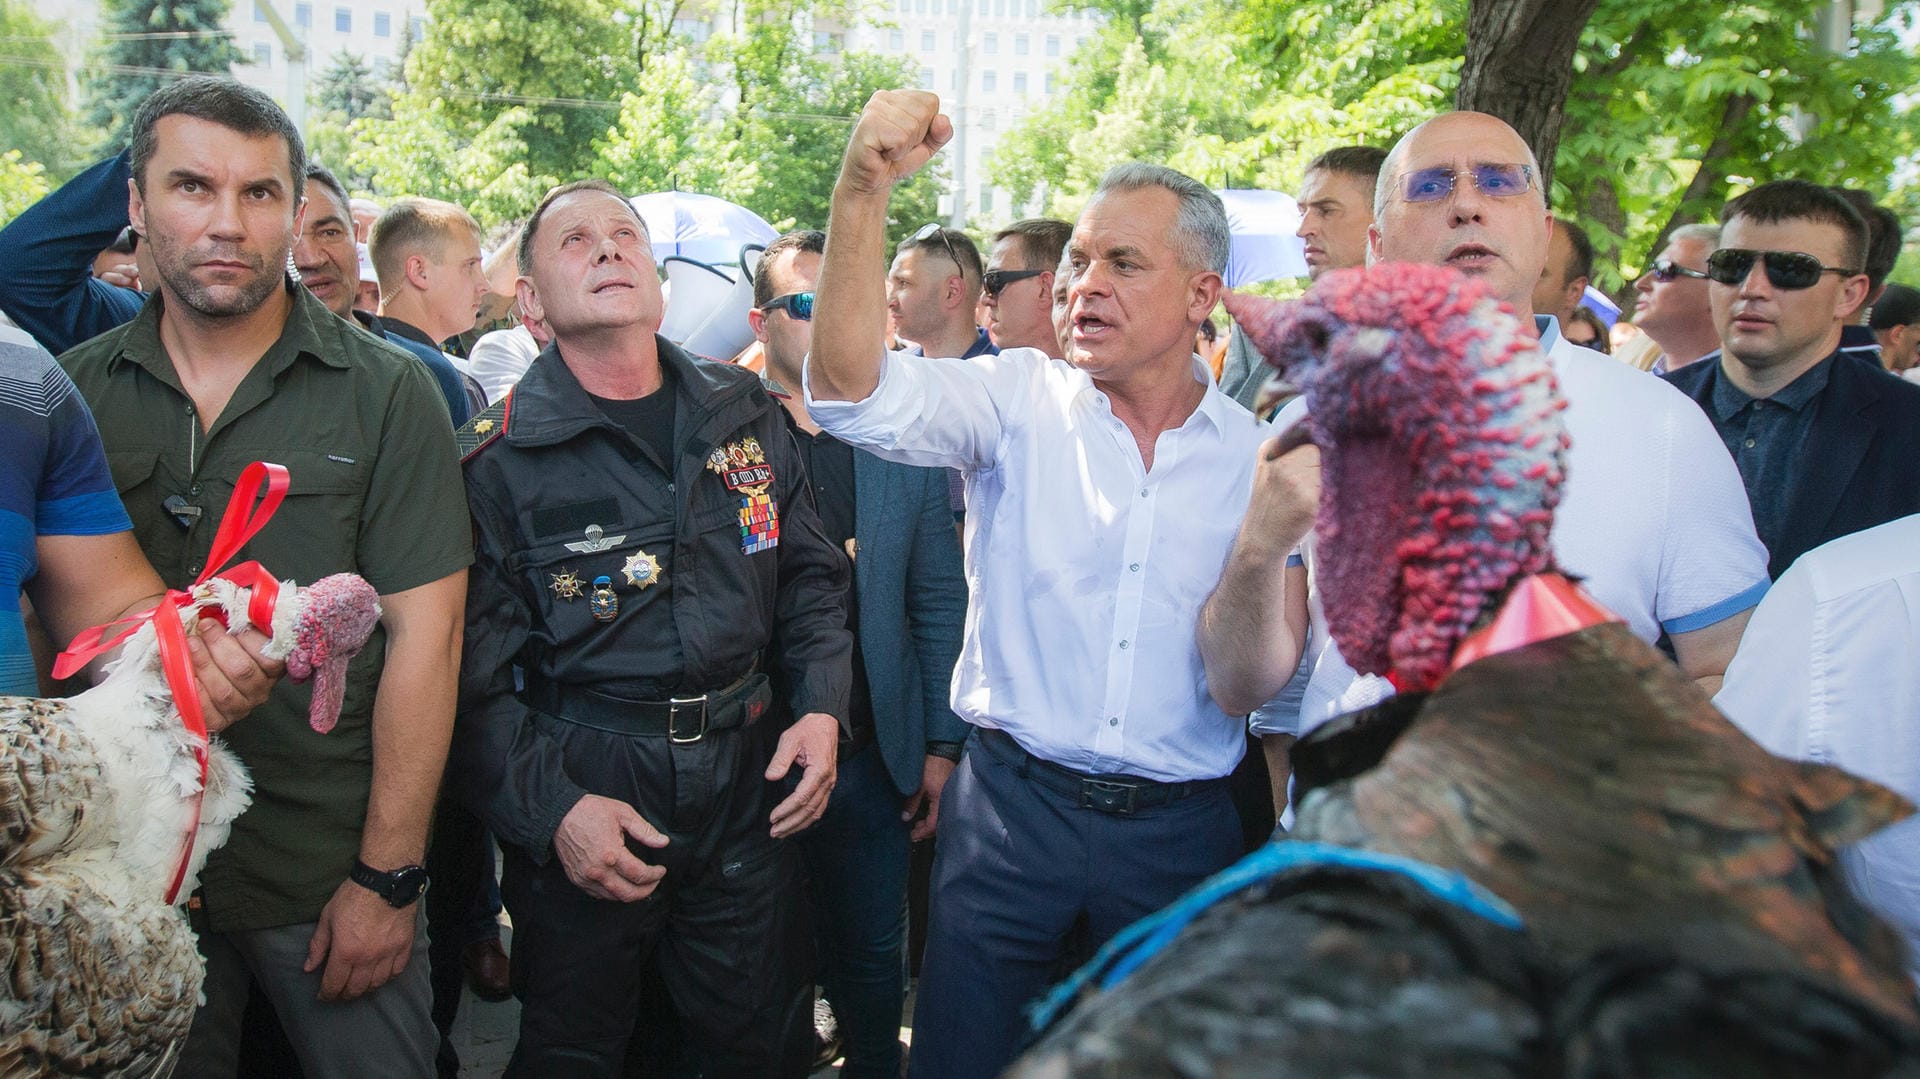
622, 550, 663, 589
549, 570, 584, 601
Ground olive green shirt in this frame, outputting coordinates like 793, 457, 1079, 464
60, 282, 472, 931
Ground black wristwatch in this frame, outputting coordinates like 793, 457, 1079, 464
349, 859, 430, 908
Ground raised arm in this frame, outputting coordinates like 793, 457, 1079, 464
1199, 434, 1318, 717
808, 91, 953, 404
0, 153, 145, 354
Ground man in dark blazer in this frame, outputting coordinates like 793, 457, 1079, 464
750, 229, 968, 1079
1665, 180, 1920, 579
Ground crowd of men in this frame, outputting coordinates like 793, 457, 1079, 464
4, 73, 1920, 1079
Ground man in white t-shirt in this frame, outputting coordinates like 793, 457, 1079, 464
1203, 113, 1770, 806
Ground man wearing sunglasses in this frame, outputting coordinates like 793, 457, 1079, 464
1663, 180, 1920, 580
1211, 112, 1768, 765
808, 91, 1269, 1079
982, 218, 1072, 355
748, 227, 966, 1079
1628, 224, 1721, 374
888, 223, 994, 362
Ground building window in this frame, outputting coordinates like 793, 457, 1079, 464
981, 109, 996, 131
1014, 33, 1028, 55
1045, 34, 1059, 56
334, 6, 350, 30
982, 69, 997, 92
947, 0, 957, 12
1045, 72, 1056, 93
295, 2, 311, 26
898, 0, 909, 11
814, 30, 843, 53
889, 28, 902, 49
252, 42, 271, 64
921, 30, 934, 51
919, 67, 935, 89
981, 187, 994, 213
983, 32, 997, 54
374, 11, 391, 35
409, 15, 425, 39
1013, 71, 1027, 93
253, 1, 267, 22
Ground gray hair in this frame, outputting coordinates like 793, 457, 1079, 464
1668, 223, 1722, 248
1091, 163, 1230, 275
1373, 114, 1547, 218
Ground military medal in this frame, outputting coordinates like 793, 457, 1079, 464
589, 576, 619, 621
622, 550, 663, 589
565, 524, 626, 554
707, 439, 781, 554
550, 570, 584, 601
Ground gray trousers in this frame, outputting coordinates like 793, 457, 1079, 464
179, 908, 437, 1078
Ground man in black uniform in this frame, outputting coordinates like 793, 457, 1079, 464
453, 179, 851, 1077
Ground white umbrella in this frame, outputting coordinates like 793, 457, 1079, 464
629, 191, 778, 265
1215, 189, 1309, 288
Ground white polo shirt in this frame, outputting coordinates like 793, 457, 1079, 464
807, 347, 1272, 782
1714, 514, 1920, 985
1256, 317, 1771, 736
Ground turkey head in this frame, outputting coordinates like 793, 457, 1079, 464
215, 572, 381, 734
1222, 263, 1568, 692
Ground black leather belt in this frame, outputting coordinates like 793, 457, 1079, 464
976, 728, 1223, 815
523, 671, 769, 742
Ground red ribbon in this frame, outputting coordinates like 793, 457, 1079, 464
53, 461, 291, 903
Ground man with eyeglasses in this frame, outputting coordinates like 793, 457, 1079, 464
1207, 112, 1768, 768
808, 91, 1270, 1079
1661, 180, 1920, 580
1627, 224, 1722, 374
888, 223, 995, 361
747, 227, 967, 1079
982, 218, 1072, 355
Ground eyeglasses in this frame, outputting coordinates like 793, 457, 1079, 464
1647, 257, 1709, 283
1395, 163, 1535, 203
982, 268, 1045, 297
912, 223, 968, 278
759, 291, 814, 321
1705, 248, 1861, 290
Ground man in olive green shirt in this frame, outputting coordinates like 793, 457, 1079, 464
59, 76, 471, 1077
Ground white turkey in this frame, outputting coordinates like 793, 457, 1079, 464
0, 572, 381, 1078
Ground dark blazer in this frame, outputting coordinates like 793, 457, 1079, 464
852, 448, 969, 796
1665, 352, 1920, 578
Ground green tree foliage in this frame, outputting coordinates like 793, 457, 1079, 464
83, 0, 244, 149
0, 151, 51, 228
0, 0, 85, 179
993, 0, 1920, 297
306, 51, 397, 190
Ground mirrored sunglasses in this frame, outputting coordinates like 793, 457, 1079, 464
983, 268, 1045, 296
1649, 257, 1709, 283
760, 291, 815, 321
1705, 248, 1860, 291
1396, 163, 1535, 203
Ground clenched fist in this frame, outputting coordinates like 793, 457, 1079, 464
837, 90, 954, 197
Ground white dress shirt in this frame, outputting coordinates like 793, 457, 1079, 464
1714, 514, 1920, 986
1256, 317, 1771, 737
806, 347, 1270, 782
467, 325, 542, 404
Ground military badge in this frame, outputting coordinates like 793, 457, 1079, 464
550, 570, 584, 601
622, 550, 663, 590
589, 576, 619, 621
565, 523, 627, 553
707, 438, 781, 554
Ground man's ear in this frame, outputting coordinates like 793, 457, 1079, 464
748, 304, 770, 344
127, 176, 146, 238
1367, 222, 1384, 264
405, 251, 432, 291
1835, 274, 1871, 323
1188, 270, 1223, 325
516, 277, 544, 326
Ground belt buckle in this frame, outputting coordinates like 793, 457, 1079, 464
668, 694, 709, 744
1081, 778, 1138, 815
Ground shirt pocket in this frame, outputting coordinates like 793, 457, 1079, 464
508, 520, 677, 650
206, 450, 371, 581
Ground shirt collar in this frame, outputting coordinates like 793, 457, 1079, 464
1709, 348, 1838, 421
1533, 314, 1561, 353
108, 277, 347, 383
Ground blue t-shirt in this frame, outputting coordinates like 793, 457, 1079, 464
2, 331, 134, 695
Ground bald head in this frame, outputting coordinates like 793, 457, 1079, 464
1369, 112, 1552, 317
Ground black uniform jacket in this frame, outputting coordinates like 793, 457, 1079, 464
453, 336, 853, 858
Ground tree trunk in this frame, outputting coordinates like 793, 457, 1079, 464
1455, 0, 1604, 191
1641, 93, 1755, 274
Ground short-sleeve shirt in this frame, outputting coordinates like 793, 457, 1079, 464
61, 283, 473, 931
1263, 318, 1770, 737
2, 329, 133, 696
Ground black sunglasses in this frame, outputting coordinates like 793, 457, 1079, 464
1705, 248, 1860, 290
982, 268, 1045, 297
1648, 257, 1708, 283
759, 291, 814, 321
913, 223, 968, 277
1395, 163, 1534, 203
